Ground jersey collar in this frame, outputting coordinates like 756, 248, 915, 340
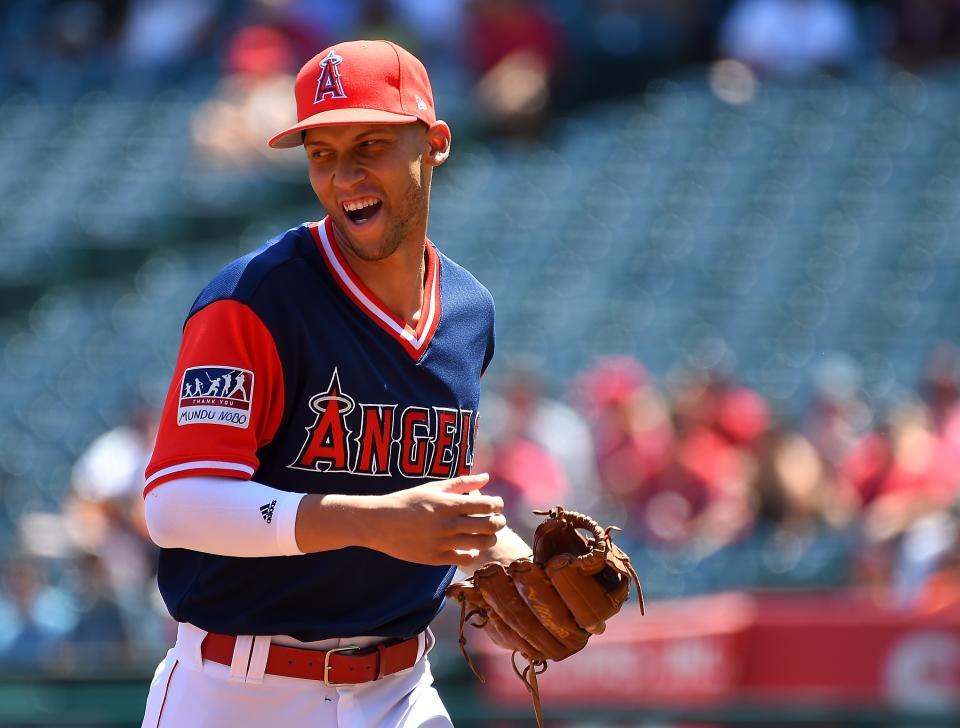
310, 217, 441, 360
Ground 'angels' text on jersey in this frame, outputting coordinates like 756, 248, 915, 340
289, 368, 475, 479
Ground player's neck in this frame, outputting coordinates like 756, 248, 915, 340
337, 236, 428, 331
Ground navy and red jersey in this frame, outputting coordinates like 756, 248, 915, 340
145, 217, 495, 641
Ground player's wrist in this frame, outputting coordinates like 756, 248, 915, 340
349, 492, 401, 551
294, 493, 381, 553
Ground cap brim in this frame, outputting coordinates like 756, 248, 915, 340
267, 108, 421, 149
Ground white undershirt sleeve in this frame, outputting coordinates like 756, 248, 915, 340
144, 476, 306, 557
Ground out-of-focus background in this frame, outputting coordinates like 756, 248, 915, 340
1, 0, 960, 725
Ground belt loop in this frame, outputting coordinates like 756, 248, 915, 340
175, 622, 207, 672
376, 643, 388, 680
419, 629, 431, 661
246, 635, 272, 684
229, 635, 254, 682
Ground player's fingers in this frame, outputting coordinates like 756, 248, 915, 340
434, 473, 490, 493
451, 533, 499, 552
454, 513, 506, 534
453, 494, 503, 515
445, 550, 480, 569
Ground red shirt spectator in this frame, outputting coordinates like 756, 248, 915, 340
463, 0, 563, 75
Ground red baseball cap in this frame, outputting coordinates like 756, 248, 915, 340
267, 39, 436, 149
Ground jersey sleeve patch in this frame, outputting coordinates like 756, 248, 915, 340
144, 299, 285, 497
178, 366, 254, 429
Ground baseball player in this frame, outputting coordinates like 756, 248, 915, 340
139, 40, 532, 727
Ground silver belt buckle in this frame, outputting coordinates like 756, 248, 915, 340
323, 644, 360, 687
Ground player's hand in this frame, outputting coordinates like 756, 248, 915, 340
367, 473, 505, 567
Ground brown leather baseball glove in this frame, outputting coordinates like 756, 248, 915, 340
445, 506, 644, 727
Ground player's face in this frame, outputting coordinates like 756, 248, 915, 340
304, 122, 451, 262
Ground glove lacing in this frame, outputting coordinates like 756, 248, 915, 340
604, 525, 646, 615
455, 591, 549, 727
454, 592, 486, 682
512, 651, 548, 728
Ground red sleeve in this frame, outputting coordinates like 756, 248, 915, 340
144, 300, 284, 495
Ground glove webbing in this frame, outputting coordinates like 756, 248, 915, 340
535, 507, 646, 615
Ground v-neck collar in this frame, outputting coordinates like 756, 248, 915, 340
309, 217, 441, 360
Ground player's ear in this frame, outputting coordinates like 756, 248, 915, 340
424, 121, 451, 167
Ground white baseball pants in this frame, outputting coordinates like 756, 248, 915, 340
141, 623, 453, 728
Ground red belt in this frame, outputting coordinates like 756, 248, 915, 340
200, 632, 422, 686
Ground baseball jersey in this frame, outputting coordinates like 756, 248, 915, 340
144, 217, 495, 641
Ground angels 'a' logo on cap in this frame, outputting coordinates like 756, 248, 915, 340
315, 49, 347, 103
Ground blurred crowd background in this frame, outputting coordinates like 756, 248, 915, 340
3, 0, 960, 724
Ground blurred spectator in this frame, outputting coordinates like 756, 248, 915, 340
463, 0, 562, 77
838, 424, 893, 507
479, 360, 600, 534
118, 0, 222, 71
943, 400, 960, 493
6, 0, 130, 92
464, 0, 564, 136
805, 353, 873, 468
923, 343, 960, 434
846, 397, 960, 603
589, 0, 695, 60
744, 428, 858, 587
719, 0, 860, 77
394, 0, 466, 64
240, 0, 348, 61
670, 369, 768, 485
893, 504, 960, 609
845, 399, 956, 514
751, 429, 849, 530
224, 24, 298, 77
668, 369, 767, 548
887, 0, 960, 68
478, 437, 569, 538
70, 407, 156, 505
572, 357, 672, 501
46, 0, 128, 61
61, 553, 130, 667
63, 408, 158, 631
572, 357, 711, 545
569, 0, 702, 102
191, 25, 298, 169
627, 454, 717, 547
273, 0, 363, 46
355, 0, 423, 57
0, 556, 75, 668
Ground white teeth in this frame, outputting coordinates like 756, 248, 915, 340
342, 198, 380, 212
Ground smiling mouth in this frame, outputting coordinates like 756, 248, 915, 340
343, 197, 383, 225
